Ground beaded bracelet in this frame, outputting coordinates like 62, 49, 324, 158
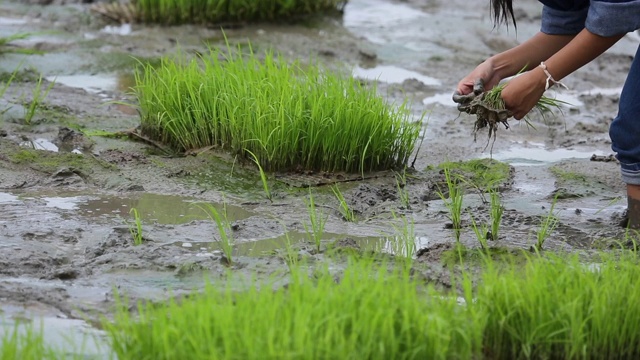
539, 62, 568, 90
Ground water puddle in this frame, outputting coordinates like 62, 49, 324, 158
353, 65, 440, 86
4, 192, 254, 225
46, 73, 133, 95
177, 231, 428, 257
487, 143, 605, 166
19, 138, 60, 152
0, 192, 19, 204
0, 313, 108, 358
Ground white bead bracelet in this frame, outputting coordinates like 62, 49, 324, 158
539, 62, 568, 90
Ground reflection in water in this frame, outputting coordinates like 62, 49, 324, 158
46, 73, 134, 94
76, 193, 253, 225
178, 232, 427, 258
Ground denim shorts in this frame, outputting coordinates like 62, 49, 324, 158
610, 42, 640, 185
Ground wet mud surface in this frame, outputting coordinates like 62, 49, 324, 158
0, 0, 636, 354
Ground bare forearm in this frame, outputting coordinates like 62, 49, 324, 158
489, 32, 575, 79
542, 29, 624, 82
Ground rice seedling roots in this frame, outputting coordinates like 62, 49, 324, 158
453, 79, 512, 144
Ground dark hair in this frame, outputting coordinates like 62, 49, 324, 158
491, 0, 517, 28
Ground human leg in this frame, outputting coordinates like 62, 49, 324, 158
609, 44, 640, 228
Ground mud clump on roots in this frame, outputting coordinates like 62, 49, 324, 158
453, 79, 512, 150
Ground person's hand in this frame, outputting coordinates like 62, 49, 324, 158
500, 66, 547, 120
454, 59, 503, 97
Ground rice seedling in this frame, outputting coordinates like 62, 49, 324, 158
331, 184, 356, 222
437, 167, 464, 242
302, 190, 327, 253
246, 149, 272, 202
0, 33, 40, 55
200, 203, 234, 265
23, 75, 55, 125
533, 198, 559, 252
456, 74, 569, 149
489, 188, 503, 241
395, 169, 411, 209
105, 257, 483, 360
469, 215, 490, 251
480, 252, 640, 359
0, 323, 57, 360
390, 211, 416, 262
128, 208, 144, 246
134, 43, 420, 173
94, 0, 347, 25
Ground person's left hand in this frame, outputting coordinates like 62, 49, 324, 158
500, 66, 547, 120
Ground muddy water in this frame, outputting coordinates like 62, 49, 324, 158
0, 0, 635, 355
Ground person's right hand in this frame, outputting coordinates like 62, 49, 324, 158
454, 59, 503, 96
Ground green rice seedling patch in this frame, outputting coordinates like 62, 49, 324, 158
91, 0, 347, 25
480, 252, 640, 359
105, 258, 482, 360
432, 158, 512, 191
134, 44, 420, 173
0, 67, 39, 83
103, 251, 640, 359
0, 323, 58, 360
550, 165, 589, 183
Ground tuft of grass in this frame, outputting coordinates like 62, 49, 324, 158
534, 198, 560, 252
438, 167, 464, 242
469, 215, 490, 251
128, 208, 144, 246
489, 189, 503, 241
200, 202, 234, 265
23, 75, 55, 125
395, 169, 410, 209
0, 323, 57, 360
434, 158, 511, 191
302, 190, 327, 253
131, 0, 347, 25
0, 33, 41, 56
134, 44, 420, 173
331, 184, 356, 222
246, 149, 272, 202
480, 252, 640, 359
105, 258, 481, 360
390, 211, 416, 261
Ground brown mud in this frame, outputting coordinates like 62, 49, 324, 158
0, 0, 636, 355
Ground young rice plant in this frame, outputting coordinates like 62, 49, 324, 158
134, 45, 420, 173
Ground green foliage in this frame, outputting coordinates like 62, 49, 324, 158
0, 324, 57, 360
303, 190, 327, 252
134, 44, 420, 173
437, 167, 464, 242
331, 185, 356, 222
435, 158, 511, 190
534, 198, 560, 251
246, 149, 272, 202
129, 208, 144, 246
489, 189, 503, 241
200, 202, 234, 265
480, 252, 640, 359
105, 258, 481, 360
103, 252, 640, 359
23, 75, 55, 125
133, 0, 347, 25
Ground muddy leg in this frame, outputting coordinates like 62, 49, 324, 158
627, 184, 640, 229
